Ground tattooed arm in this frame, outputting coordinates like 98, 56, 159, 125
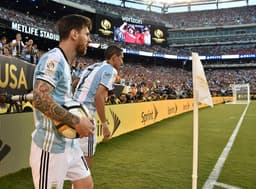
33, 79, 94, 137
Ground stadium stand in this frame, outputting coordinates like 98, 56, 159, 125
0, 3, 255, 56
0, 0, 256, 113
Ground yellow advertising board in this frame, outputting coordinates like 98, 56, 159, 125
0, 97, 231, 177
95, 97, 231, 142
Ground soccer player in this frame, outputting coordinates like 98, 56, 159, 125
74, 45, 124, 168
30, 14, 94, 189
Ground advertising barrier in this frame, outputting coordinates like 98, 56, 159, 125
94, 97, 231, 142
0, 55, 35, 95
0, 96, 231, 177
0, 113, 34, 177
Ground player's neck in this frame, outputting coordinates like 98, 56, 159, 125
59, 43, 76, 65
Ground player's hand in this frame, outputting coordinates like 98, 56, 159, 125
102, 122, 111, 142
75, 116, 94, 138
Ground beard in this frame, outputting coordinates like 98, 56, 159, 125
76, 40, 87, 56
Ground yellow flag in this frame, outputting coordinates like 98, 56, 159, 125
192, 52, 213, 107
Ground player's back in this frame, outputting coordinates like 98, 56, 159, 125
74, 60, 117, 114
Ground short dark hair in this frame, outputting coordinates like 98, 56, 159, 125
57, 14, 92, 40
104, 45, 123, 60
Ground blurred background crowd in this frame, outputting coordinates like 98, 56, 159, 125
0, 0, 256, 113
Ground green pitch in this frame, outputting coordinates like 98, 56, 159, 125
0, 101, 255, 189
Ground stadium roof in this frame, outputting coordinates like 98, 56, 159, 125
97, 0, 256, 13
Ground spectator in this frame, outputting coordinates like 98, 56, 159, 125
0, 36, 7, 55
11, 33, 25, 57
23, 39, 35, 63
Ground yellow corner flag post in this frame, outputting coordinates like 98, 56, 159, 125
192, 52, 213, 189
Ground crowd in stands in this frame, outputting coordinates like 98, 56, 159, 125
171, 44, 256, 56
69, 0, 256, 56
0, 32, 40, 64
69, 58, 256, 105
72, 0, 256, 28
0, 7, 56, 33
92, 34, 256, 56
165, 6, 256, 28
1, 2, 256, 113
0, 5, 256, 56
1, 54, 256, 113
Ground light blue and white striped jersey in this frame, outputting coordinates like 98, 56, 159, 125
32, 47, 74, 153
74, 61, 117, 115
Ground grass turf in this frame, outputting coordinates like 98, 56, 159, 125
0, 101, 255, 189
217, 102, 256, 189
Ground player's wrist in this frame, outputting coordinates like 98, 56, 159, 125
71, 114, 80, 129
101, 120, 109, 127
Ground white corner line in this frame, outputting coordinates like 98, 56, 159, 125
214, 181, 243, 189
202, 103, 249, 189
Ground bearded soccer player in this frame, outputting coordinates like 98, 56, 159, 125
30, 14, 94, 189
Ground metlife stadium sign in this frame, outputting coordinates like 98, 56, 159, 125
11, 22, 60, 41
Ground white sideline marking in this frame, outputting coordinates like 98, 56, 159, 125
215, 182, 242, 189
202, 103, 249, 189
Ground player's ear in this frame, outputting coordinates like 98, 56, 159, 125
70, 29, 78, 40
115, 54, 121, 60
110, 54, 117, 62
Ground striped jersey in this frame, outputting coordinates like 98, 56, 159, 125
74, 60, 117, 115
32, 47, 75, 153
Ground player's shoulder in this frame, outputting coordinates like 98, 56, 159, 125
44, 48, 63, 60
100, 63, 117, 78
101, 61, 114, 69
104, 61, 117, 73
38, 48, 65, 68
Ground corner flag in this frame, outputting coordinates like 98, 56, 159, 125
192, 52, 213, 107
192, 52, 213, 189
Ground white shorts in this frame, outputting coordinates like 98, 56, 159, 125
30, 140, 91, 189
79, 125, 97, 157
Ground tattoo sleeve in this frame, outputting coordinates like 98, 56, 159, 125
33, 80, 80, 128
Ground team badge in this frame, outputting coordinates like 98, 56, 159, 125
46, 61, 55, 70
45, 60, 56, 75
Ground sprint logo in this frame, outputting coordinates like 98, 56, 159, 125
96, 109, 121, 137
0, 139, 11, 161
109, 108, 121, 136
141, 104, 158, 125
168, 103, 178, 115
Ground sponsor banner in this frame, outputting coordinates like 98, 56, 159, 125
11, 22, 60, 41
205, 55, 222, 60
121, 16, 143, 25
95, 97, 231, 142
0, 113, 34, 177
0, 55, 35, 95
0, 96, 231, 176
0, 18, 60, 41
177, 55, 190, 60
239, 54, 256, 58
